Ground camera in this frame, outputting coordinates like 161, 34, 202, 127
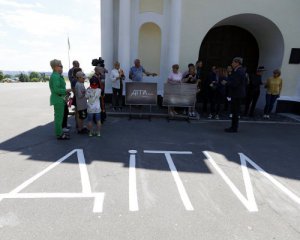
91, 57, 105, 67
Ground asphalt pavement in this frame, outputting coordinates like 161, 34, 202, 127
0, 83, 300, 240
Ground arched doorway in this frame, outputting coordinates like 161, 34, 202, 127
199, 26, 259, 74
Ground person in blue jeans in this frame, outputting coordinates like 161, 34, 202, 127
263, 69, 283, 119
85, 81, 102, 137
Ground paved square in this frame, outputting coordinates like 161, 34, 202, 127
0, 83, 300, 240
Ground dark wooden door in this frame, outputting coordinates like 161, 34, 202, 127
199, 26, 259, 74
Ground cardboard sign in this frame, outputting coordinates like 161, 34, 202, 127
163, 83, 197, 107
125, 82, 158, 105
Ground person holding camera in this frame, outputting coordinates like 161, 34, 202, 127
129, 59, 157, 82
110, 61, 125, 111
49, 59, 72, 140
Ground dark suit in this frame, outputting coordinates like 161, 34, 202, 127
245, 74, 262, 116
227, 67, 246, 131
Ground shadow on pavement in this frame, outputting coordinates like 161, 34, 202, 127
0, 116, 300, 181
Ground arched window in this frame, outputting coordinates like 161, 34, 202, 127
138, 23, 162, 75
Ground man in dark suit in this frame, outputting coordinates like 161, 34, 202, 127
225, 57, 246, 133
244, 66, 266, 117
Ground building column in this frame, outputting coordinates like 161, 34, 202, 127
118, 0, 131, 76
101, 0, 114, 72
169, 0, 182, 67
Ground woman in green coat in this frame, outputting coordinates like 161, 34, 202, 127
49, 59, 71, 140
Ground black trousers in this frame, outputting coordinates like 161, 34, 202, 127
112, 87, 123, 108
245, 90, 260, 116
62, 103, 69, 128
231, 98, 241, 130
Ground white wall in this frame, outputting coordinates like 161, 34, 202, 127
101, 0, 300, 98
180, 0, 300, 98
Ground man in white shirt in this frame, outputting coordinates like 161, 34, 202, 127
110, 61, 125, 110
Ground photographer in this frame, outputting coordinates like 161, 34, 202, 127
110, 61, 125, 111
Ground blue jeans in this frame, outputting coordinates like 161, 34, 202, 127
264, 94, 279, 114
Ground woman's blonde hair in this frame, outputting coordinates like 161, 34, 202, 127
50, 59, 62, 69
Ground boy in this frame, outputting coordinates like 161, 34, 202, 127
85, 80, 102, 137
75, 71, 88, 134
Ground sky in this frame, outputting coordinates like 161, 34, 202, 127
0, 0, 101, 73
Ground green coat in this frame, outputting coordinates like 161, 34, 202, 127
49, 71, 67, 106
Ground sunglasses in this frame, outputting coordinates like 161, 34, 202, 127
58, 65, 63, 68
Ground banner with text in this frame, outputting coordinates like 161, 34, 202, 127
125, 82, 158, 105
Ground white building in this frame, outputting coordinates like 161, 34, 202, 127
101, 0, 300, 109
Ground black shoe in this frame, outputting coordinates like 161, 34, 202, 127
57, 133, 70, 140
224, 128, 238, 133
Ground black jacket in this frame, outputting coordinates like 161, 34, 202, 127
227, 67, 246, 98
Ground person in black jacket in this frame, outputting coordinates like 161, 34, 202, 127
244, 66, 266, 117
225, 57, 246, 133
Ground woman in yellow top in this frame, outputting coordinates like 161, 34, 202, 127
263, 69, 283, 119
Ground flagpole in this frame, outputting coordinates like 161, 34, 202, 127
67, 36, 71, 70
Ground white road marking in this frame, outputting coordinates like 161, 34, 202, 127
0, 149, 105, 213
0, 193, 103, 199
239, 153, 300, 205
129, 150, 139, 211
144, 150, 194, 211
204, 151, 300, 212
0, 149, 78, 203
203, 151, 258, 212
77, 149, 92, 193
93, 193, 105, 213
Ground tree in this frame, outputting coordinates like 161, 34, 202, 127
0, 71, 4, 81
29, 71, 40, 80
18, 73, 30, 82
4, 74, 12, 79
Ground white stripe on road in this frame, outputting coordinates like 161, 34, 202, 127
144, 150, 194, 211
77, 149, 92, 194
0, 149, 105, 213
144, 151, 193, 155
0, 192, 105, 213
239, 153, 300, 205
0, 149, 78, 203
129, 150, 139, 211
93, 193, 105, 213
203, 151, 258, 212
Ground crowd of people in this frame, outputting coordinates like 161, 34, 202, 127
48, 56, 283, 139
167, 58, 283, 128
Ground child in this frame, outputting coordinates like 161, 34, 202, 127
75, 71, 88, 134
85, 80, 102, 137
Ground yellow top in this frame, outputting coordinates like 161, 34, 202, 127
265, 76, 282, 95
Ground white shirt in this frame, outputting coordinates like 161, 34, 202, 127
110, 69, 122, 89
168, 72, 182, 83
85, 88, 101, 113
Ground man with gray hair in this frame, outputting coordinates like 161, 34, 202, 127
129, 59, 157, 82
225, 57, 246, 133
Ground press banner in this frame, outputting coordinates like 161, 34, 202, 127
125, 82, 158, 105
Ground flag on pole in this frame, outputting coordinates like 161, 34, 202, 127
68, 37, 71, 50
